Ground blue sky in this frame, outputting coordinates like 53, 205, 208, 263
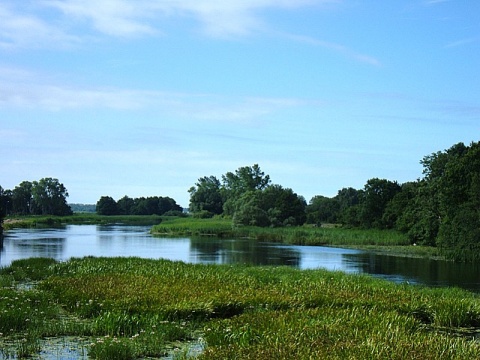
1, 0, 479, 207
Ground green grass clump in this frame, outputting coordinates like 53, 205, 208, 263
2, 256, 480, 359
153, 217, 413, 247
0, 257, 57, 281
152, 217, 236, 237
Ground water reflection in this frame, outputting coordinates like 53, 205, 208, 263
346, 252, 480, 292
189, 238, 301, 266
1, 225, 480, 292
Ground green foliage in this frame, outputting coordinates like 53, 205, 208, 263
306, 195, 340, 224
188, 176, 224, 215
96, 196, 119, 215
31, 177, 73, 216
97, 195, 182, 216
2, 178, 72, 216
189, 165, 306, 228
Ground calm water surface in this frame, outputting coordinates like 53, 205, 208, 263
2, 224, 480, 292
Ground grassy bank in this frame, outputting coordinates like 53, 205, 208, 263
152, 217, 409, 245
152, 217, 441, 259
1, 256, 479, 359
3, 213, 163, 230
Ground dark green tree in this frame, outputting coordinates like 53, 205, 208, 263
435, 142, 480, 260
31, 178, 72, 216
0, 186, 5, 238
335, 187, 362, 226
96, 196, 119, 215
359, 178, 401, 228
117, 195, 135, 215
188, 176, 223, 215
232, 191, 270, 227
260, 185, 306, 226
222, 164, 271, 215
306, 195, 340, 225
395, 180, 440, 245
12, 181, 33, 215
0, 186, 12, 217
382, 181, 418, 230
158, 196, 182, 214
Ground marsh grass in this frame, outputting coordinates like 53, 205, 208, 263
2, 256, 480, 359
152, 217, 410, 246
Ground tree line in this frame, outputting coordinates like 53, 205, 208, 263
0, 178, 72, 217
96, 195, 183, 216
188, 141, 480, 261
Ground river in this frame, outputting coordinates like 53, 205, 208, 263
2, 224, 480, 292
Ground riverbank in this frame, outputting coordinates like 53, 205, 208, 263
152, 217, 444, 260
2, 214, 163, 230
1, 256, 479, 359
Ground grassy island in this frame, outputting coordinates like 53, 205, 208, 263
1, 256, 479, 359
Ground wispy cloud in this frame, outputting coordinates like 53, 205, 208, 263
424, 0, 451, 5
0, 0, 340, 48
0, 2, 79, 49
286, 33, 381, 66
44, 0, 159, 37
0, 66, 316, 120
445, 37, 478, 48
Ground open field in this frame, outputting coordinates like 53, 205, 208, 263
1, 256, 479, 359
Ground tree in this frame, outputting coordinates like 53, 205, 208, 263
96, 196, 119, 215
232, 191, 270, 227
31, 178, 72, 216
359, 178, 401, 228
394, 181, 440, 245
306, 195, 340, 225
117, 195, 135, 215
158, 196, 182, 214
188, 176, 223, 215
12, 181, 33, 215
222, 164, 271, 215
434, 142, 480, 260
0, 186, 12, 217
260, 185, 306, 226
335, 187, 362, 226
0, 186, 5, 238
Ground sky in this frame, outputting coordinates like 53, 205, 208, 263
1, 0, 479, 208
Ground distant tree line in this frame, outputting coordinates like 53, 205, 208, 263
96, 195, 183, 216
189, 141, 480, 261
0, 178, 72, 217
69, 203, 97, 213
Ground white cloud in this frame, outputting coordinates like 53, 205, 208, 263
0, 66, 315, 119
444, 37, 478, 49
286, 33, 381, 66
0, 3, 78, 49
424, 0, 450, 5
44, 0, 159, 37
0, 0, 343, 48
